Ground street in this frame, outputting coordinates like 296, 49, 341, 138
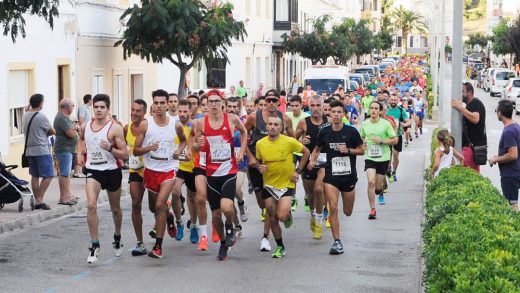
0, 129, 429, 293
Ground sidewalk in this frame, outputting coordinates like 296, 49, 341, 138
0, 172, 129, 234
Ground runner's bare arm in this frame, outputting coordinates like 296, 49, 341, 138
307, 146, 321, 170
192, 119, 204, 152
283, 115, 294, 137
76, 124, 87, 166
108, 124, 129, 161
294, 119, 306, 140
123, 124, 129, 141
174, 122, 187, 159
243, 112, 256, 132
230, 114, 247, 162
133, 120, 151, 156
298, 145, 310, 171
348, 142, 365, 156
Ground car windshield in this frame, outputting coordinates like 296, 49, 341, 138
513, 80, 520, 87
305, 79, 344, 95
355, 68, 372, 74
496, 72, 514, 80
349, 76, 362, 85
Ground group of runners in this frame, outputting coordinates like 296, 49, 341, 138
77, 56, 429, 263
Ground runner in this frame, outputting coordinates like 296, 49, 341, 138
413, 91, 427, 138
256, 116, 310, 258
295, 95, 329, 239
77, 94, 128, 263
192, 90, 247, 261
308, 100, 364, 254
386, 95, 411, 182
123, 99, 150, 256
168, 93, 179, 120
245, 91, 294, 251
360, 101, 397, 220
134, 89, 187, 259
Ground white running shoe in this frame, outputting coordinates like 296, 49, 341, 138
260, 237, 271, 252
239, 205, 249, 222
87, 247, 100, 264
113, 241, 123, 257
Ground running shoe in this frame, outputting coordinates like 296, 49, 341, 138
131, 242, 147, 256
190, 226, 199, 244
112, 240, 123, 257
420, 127, 423, 135
198, 235, 208, 251
166, 213, 177, 238
175, 222, 184, 241
149, 227, 156, 239
148, 246, 163, 259
212, 226, 220, 243
225, 224, 236, 247
304, 197, 311, 213
384, 186, 389, 193
393, 175, 398, 182
248, 182, 254, 194
272, 246, 286, 258
217, 243, 228, 261
329, 240, 344, 255
326, 217, 331, 228
284, 214, 293, 229
368, 208, 377, 220
260, 208, 266, 222
313, 223, 322, 240
234, 225, 243, 238
415, 133, 419, 138
87, 246, 100, 264
404, 141, 409, 147
388, 174, 394, 183
378, 194, 385, 205
239, 204, 249, 222
291, 198, 298, 212
260, 237, 271, 252
310, 216, 316, 233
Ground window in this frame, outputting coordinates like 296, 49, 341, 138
92, 74, 104, 95
131, 74, 144, 100
396, 36, 402, 47
274, 0, 298, 30
410, 36, 414, 48
113, 75, 124, 119
206, 58, 226, 88
275, 0, 289, 21
8, 70, 29, 138
373, 0, 378, 11
58, 65, 71, 101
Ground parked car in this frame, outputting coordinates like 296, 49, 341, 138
349, 73, 366, 88
379, 62, 393, 73
490, 69, 516, 97
360, 65, 380, 78
463, 54, 469, 64
353, 68, 372, 81
482, 68, 498, 92
349, 80, 360, 92
381, 58, 397, 66
504, 78, 520, 106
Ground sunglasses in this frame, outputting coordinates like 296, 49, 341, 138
208, 99, 222, 104
266, 98, 279, 103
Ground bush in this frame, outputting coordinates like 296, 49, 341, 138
423, 166, 520, 292
426, 72, 433, 119
428, 128, 439, 174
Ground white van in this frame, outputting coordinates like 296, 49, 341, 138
304, 65, 350, 95
490, 69, 516, 97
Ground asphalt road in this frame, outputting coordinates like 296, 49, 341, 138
0, 123, 429, 293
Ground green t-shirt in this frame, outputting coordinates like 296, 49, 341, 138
367, 83, 378, 90
386, 106, 409, 136
236, 86, 247, 98
360, 118, 396, 162
285, 111, 309, 156
53, 112, 78, 153
362, 96, 373, 114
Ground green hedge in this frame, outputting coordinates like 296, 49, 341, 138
426, 72, 433, 119
423, 166, 520, 292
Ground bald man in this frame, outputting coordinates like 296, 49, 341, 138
53, 98, 80, 205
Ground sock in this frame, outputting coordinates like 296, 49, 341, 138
235, 224, 242, 230
334, 238, 341, 243
225, 224, 233, 234
176, 220, 182, 225
199, 225, 207, 237
275, 238, 284, 248
238, 199, 244, 206
91, 240, 100, 248
311, 209, 315, 217
263, 233, 268, 239
315, 213, 323, 224
114, 234, 121, 242
155, 237, 163, 248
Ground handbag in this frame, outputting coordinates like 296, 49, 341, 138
21, 112, 39, 168
463, 120, 487, 166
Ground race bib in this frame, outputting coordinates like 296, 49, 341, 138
331, 156, 351, 176
151, 141, 174, 161
234, 146, 241, 159
129, 154, 143, 169
316, 153, 327, 166
179, 147, 189, 162
199, 152, 206, 167
210, 143, 232, 163
264, 185, 287, 201
90, 147, 108, 165
368, 144, 383, 158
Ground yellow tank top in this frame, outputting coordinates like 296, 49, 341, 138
175, 122, 195, 172
126, 122, 144, 176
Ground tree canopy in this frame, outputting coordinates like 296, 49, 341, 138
506, 15, 520, 64
465, 32, 489, 51
116, 0, 246, 97
0, 0, 59, 42
491, 18, 514, 57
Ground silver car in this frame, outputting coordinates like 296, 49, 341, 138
491, 69, 516, 97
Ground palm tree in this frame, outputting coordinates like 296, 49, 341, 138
391, 6, 427, 55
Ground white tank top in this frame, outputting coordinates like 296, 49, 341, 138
434, 146, 454, 177
142, 116, 179, 172
85, 120, 119, 171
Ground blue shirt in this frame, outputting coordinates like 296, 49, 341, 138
499, 123, 520, 177
345, 105, 358, 125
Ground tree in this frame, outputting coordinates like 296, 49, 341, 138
0, 0, 59, 42
465, 32, 489, 51
380, 0, 395, 29
506, 14, 520, 64
491, 18, 514, 57
391, 6, 426, 55
375, 30, 393, 52
116, 0, 246, 98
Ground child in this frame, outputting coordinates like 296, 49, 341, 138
432, 129, 464, 178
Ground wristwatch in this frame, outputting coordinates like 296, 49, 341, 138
107, 145, 113, 153
295, 168, 302, 174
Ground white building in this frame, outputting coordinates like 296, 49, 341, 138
390, 0, 433, 55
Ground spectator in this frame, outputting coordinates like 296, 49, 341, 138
53, 98, 79, 205
279, 90, 287, 113
489, 100, 520, 212
78, 94, 92, 126
451, 82, 487, 173
229, 85, 236, 97
290, 75, 300, 95
23, 94, 56, 210
256, 83, 264, 98
236, 80, 247, 99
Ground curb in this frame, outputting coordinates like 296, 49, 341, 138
0, 187, 129, 235
419, 153, 429, 292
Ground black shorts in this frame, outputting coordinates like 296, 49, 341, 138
262, 188, 294, 200
128, 172, 144, 184
247, 166, 264, 192
293, 154, 302, 165
302, 167, 319, 181
85, 168, 122, 192
393, 135, 403, 152
364, 160, 390, 176
207, 174, 236, 211
501, 176, 520, 204
193, 167, 206, 177
177, 169, 196, 192
323, 176, 358, 192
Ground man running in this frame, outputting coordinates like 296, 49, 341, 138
413, 91, 427, 137
386, 95, 411, 182
168, 93, 179, 120
193, 90, 247, 261
256, 116, 310, 258
123, 99, 150, 256
134, 89, 187, 259
308, 100, 364, 254
77, 94, 128, 263
360, 101, 397, 220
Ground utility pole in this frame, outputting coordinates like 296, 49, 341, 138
439, 0, 446, 128
451, 0, 463, 151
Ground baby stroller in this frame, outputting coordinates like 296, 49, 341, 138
0, 162, 35, 212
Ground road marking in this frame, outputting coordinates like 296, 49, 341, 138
72, 271, 91, 280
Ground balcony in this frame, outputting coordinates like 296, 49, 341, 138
273, 0, 298, 31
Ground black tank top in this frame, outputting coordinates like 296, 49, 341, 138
305, 116, 328, 152
248, 109, 284, 156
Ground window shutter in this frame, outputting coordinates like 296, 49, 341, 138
8, 70, 28, 109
